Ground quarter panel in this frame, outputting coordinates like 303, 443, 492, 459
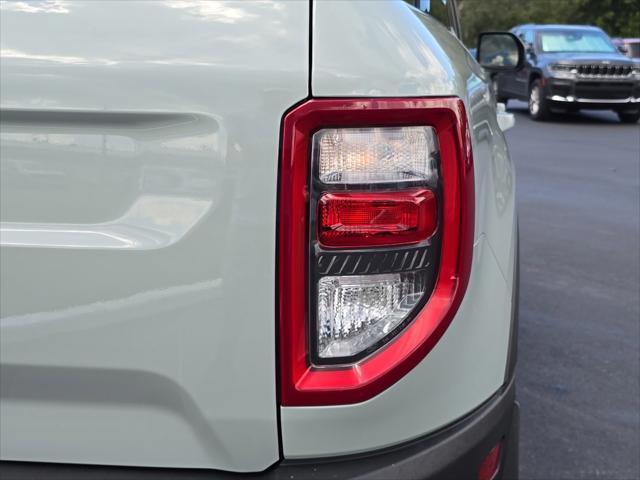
0, 0, 309, 472
282, 0, 517, 457
312, 0, 460, 97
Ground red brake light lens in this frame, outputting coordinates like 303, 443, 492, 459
318, 189, 437, 248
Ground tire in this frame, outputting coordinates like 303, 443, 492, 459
492, 77, 508, 104
617, 111, 640, 124
528, 79, 551, 121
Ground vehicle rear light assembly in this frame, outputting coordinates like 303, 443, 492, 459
279, 98, 474, 406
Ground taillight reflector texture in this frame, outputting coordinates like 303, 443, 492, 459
314, 126, 439, 184
317, 271, 427, 359
318, 190, 437, 248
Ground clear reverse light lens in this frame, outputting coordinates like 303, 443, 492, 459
317, 272, 426, 359
314, 126, 439, 184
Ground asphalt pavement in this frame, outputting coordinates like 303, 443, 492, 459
504, 102, 640, 479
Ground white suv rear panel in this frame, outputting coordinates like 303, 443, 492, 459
0, 0, 308, 472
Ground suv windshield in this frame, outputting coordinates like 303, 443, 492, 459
538, 30, 617, 53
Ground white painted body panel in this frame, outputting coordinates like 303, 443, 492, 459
0, 0, 518, 471
0, 0, 309, 472
280, 0, 517, 458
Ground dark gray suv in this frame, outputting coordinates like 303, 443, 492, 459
493, 24, 640, 123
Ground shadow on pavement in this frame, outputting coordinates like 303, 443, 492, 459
506, 100, 626, 125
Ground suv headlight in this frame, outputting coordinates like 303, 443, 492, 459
550, 64, 578, 78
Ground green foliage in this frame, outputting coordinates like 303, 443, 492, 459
571, 0, 640, 37
457, 0, 640, 46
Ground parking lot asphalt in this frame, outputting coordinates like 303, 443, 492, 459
505, 102, 640, 479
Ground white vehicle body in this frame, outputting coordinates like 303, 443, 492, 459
0, 1, 519, 478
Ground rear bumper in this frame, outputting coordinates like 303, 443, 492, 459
0, 378, 519, 480
276, 378, 519, 480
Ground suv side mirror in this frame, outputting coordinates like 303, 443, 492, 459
617, 44, 629, 54
476, 32, 525, 72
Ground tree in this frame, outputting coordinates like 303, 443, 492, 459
572, 0, 640, 38
456, 0, 640, 46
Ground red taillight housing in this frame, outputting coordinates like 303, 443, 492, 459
278, 98, 474, 406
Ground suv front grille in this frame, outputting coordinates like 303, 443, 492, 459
576, 64, 633, 77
